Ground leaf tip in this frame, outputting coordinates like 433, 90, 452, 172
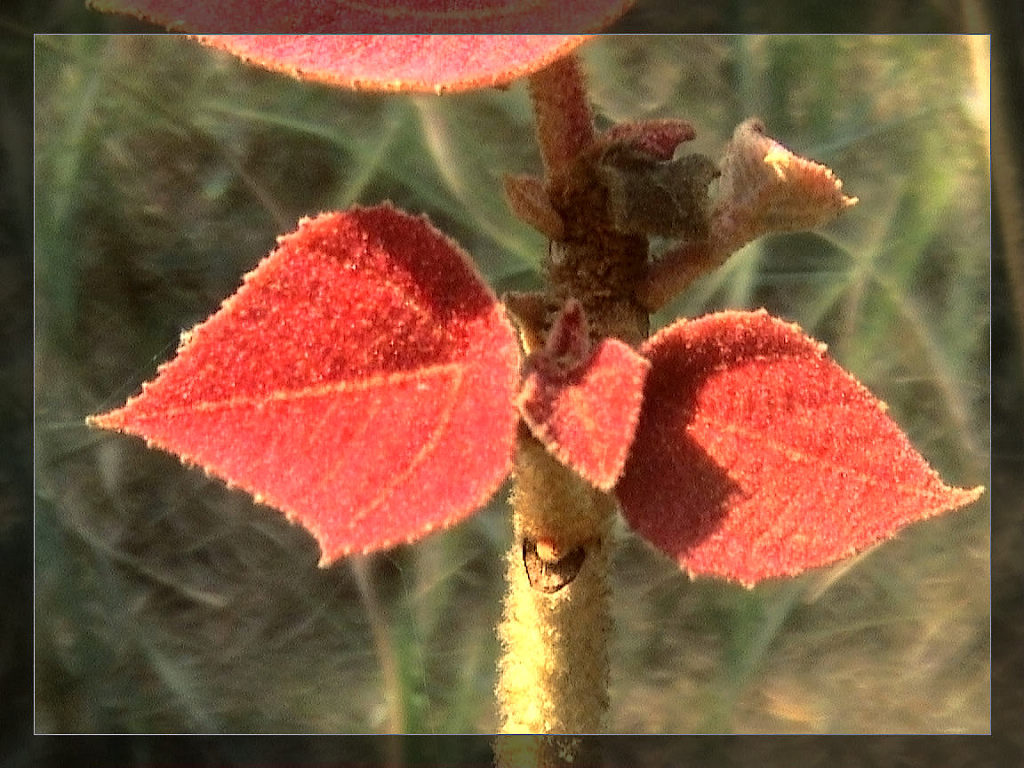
953, 483, 986, 507
87, 404, 131, 434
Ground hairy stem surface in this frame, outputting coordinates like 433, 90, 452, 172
495, 53, 649, 766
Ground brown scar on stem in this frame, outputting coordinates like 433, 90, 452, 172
523, 536, 591, 593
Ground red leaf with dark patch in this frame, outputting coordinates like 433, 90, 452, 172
87, 0, 635, 91
518, 301, 650, 490
193, 35, 595, 93
88, 0, 635, 35
91, 205, 521, 564
616, 309, 983, 587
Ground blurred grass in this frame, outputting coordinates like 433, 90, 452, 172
35, 35, 988, 735
588, 36, 989, 734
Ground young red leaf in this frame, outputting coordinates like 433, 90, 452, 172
598, 118, 697, 162
90, 205, 521, 565
538, 298, 592, 370
88, 0, 635, 35
517, 301, 650, 490
616, 309, 983, 587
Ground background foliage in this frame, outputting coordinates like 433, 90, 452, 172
35, 34, 988, 737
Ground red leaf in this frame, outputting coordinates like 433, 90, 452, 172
87, 0, 636, 90
89, 1, 635, 34
616, 309, 983, 587
91, 205, 521, 564
194, 35, 595, 93
598, 118, 696, 162
518, 301, 650, 490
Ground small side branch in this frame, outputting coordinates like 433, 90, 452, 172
528, 54, 595, 181
636, 239, 725, 311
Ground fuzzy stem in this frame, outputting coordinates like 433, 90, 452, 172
497, 435, 614, 729
636, 238, 726, 311
495, 52, 650, 766
527, 54, 595, 179
494, 434, 614, 767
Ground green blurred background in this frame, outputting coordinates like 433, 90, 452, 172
33, 34, 991, 740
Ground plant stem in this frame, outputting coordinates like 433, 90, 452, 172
496, 433, 615, 728
527, 54, 595, 180
494, 435, 614, 765
494, 52, 650, 765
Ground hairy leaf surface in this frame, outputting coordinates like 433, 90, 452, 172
87, 1, 635, 90
91, 205, 521, 564
517, 301, 649, 490
88, 0, 634, 36
616, 309, 983, 586
193, 35, 595, 93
